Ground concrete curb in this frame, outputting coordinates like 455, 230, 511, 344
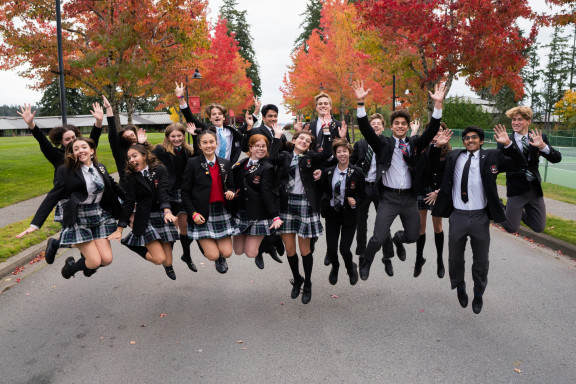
0, 236, 53, 280
514, 226, 576, 258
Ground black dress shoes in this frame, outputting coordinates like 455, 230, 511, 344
392, 233, 406, 261
61, 257, 76, 279
413, 257, 426, 277
290, 275, 304, 299
359, 257, 372, 281
83, 268, 98, 277
457, 286, 468, 308
383, 258, 394, 277
215, 256, 228, 274
273, 235, 285, 256
44, 238, 59, 264
328, 265, 339, 285
437, 260, 445, 279
268, 248, 283, 263
164, 265, 176, 280
181, 254, 198, 272
255, 253, 264, 269
348, 262, 358, 285
301, 282, 312, 304
472, 295, 483, 314
324, 254, 331, 266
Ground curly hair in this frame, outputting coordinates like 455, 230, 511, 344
64, 138, 98, 170
48, 125, 81, 147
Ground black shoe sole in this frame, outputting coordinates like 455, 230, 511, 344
45, 238, 58, 265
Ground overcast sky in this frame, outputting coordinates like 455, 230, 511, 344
0, 0, 561, 123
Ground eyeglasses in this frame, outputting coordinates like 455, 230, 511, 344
463, 134, 480, 141
251, 145, 267, 149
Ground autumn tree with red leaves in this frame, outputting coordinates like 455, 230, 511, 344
357, 0, 538, 115
0, 0, 209, 124
282, 0, 387, 120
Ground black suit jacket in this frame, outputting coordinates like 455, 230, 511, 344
241, 125, 289, 153
317, 165, 366, 223
31, 163, 124, 228
304, 119, 349, 170
181, 155, 235, 221
118, 164, 171, 235
269, 134, 332, 213
231, 158, 279, 219
497, 133, 562, 197
181, 106, 244, 163
431, 146, 527, 223
152, 145, 194, 191
357, 114, 441, 193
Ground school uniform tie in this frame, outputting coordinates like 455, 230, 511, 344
217, 128, 227, 158
286, 154, 299, 192
362, 145, 373, 174
521, 135, 530, 158
460, 152, 473, 203
143, 169, 151, 181
88, 167, 105, 193
399, 139, 411, 168
333, 172, 346, 212
208, 161, 214, 167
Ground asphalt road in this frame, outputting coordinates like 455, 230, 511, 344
1, 216, 575, 384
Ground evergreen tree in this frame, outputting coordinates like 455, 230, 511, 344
520, 41, 543, 115
0, 105, 22, 116
293, 0, 323, 52
219, 0, 262, 97
36, 79, 101, 116
542, 26, 571, 130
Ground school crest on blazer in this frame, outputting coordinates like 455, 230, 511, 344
490, 165, 498, 174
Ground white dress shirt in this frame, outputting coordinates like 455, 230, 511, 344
452, 150, 487, 210
514, 132, 550, 156
330, 168, 347, 207
80, 164, 104, 204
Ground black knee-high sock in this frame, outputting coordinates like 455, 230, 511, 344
287, 254, 300, 280
180, 234, 192, 259
302, 253, 313, 285
69, 257, 86, 276
434, 231, 444, 260
416, 234, 426, 259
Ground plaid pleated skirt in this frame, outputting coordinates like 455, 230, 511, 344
278, 193, 323, 238
417, 186, 435, 211
122, 211, 179, 246
237, 210, 272, 236
188, 202, 239, 240
60, 203, 117, 246
168, 189, 186, 214
54, 198, 68, 223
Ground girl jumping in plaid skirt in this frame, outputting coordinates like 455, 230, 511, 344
268, 120, 343, 304
17, 138, 124, 279
181, 128, 239, 274
232, 132, 283, 262
108, 144, 179, 280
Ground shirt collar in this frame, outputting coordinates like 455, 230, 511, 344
140, 165, 149, 175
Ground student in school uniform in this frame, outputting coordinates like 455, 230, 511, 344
108, 144, 180, 280
317, 139, 365, 286
232, 133, 283, 261
152, 122, 199, 273
181, 128, 239, 274
268, 122, 342, 304
18, 102, 105, 265
17, 138, 124, 279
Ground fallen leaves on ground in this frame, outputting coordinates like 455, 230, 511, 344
130, 340, 136, 345
159, 313, 167, 317
330, 295, 339, 298
514, 368, 522, 373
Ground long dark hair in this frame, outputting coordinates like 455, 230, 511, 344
64, 138, 98, 170
125, 144, 160, 175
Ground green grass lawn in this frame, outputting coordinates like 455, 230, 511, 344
0, 133, 164, 208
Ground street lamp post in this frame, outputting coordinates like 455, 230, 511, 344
183, 68, 202, 144
56, 0, 67, 124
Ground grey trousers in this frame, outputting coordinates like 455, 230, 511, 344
448, 209, 490, 295
501, 188, 546, 233
362, 190, 420, 263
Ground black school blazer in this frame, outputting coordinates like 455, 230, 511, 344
181, 155, 235, 222
31, 163, 124, 228
317, 165, 366, 224
118, 164, 172, 235
231, 158, 279, 220
152, 145, 194, 191
268, 134, 331, 213
357, 113, 441, 193
497, 133, 562, 197
431, 146, 527, 223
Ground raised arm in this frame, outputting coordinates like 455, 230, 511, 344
175, 81, 206, 129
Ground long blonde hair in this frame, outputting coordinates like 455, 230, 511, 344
160, 123, 194, 155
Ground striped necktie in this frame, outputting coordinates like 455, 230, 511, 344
286, 154, 299, 192
362, 145, 373, 174
88, 167, 104, 193
333, 172, 346, 211
521, 135, 530, 158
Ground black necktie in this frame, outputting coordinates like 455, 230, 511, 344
461, 152, 473, 203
